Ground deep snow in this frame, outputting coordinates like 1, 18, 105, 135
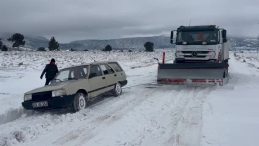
0, 50, 259, 146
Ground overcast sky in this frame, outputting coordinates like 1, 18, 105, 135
0, 0, 259, 43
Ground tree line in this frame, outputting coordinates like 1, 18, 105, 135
0, 33, 60, 51
1, 33, 155, 52
102, 42, 154, 52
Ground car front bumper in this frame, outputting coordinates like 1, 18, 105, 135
22, 94, 75, 110
120, 80, 127, 87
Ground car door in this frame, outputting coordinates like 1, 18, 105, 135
100, 64, 116, 91
88, 65, 106, 98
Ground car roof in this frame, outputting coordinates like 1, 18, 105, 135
59, 61, 118, 71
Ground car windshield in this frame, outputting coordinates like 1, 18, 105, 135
176, 30, 219, 45
53, 65, 88, 83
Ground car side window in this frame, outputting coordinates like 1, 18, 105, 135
74, 67, 87, 79
100, 64, 115, 75
89, 65, 102, 78
108, 63, 123, 72
105, 65, 115, 74
83, 67, 88, 76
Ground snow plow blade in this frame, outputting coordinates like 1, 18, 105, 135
157, 62, 228, 85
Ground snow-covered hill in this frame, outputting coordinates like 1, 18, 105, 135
60, 36, 171, 50
0, 50, 259, 146
2, 32, 257, 51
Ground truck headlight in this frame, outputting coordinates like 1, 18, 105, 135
52, 89, 66, 97
24, 94, 32, 101
175, 51, 183, 57
208, 51, 216, 58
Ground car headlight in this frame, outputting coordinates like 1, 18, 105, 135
24, 94, 32, 101
52, 89, 66, 97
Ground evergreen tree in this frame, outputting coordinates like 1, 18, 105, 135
8, 33, 25, 47
37, 47, 46, 51
144, 42, 154, 52
1, 45, 8, 51
48, 37, 59, 51
0, 39, 2, 49
102, 44, 112, 51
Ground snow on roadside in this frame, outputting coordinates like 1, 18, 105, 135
2, 50, 259, 146
0, 50, 175, 146
202, 53, 259, 146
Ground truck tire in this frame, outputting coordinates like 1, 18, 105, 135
113, 83, 122, 97
72, 92, 87, 112
223, 69, 228, 78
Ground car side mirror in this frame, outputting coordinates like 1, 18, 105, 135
222, 29, 227, 43
170, 30, 177, 44
170, 31, 174, 44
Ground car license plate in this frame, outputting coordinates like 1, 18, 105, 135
32, 101, 48, 108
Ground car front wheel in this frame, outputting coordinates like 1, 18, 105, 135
113, 83, 122, 97
72, 92, 87, 112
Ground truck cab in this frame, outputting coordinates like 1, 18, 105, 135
171, 25, 229, 63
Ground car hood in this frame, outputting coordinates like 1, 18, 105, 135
25, 80, 77, 94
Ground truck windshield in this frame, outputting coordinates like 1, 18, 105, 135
176, 31, 219, 45
53, 65, 88, 83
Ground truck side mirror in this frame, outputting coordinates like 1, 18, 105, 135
222, 29, 227, 43
170, 31, 174, 44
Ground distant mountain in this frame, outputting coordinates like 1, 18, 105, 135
60, 36, 172, 50
1, 32, 258, 51
0, 33, 171, 50
24, 36, 49, 48
229, 37, 259, 50
60, 36, 259, 51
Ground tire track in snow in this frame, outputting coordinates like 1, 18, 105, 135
0, 108, 43, 126
74, 85, 189, 146
51, 86, 184, 146
0, 85, 213, 146
0, 85, 172, 146
69, 86, 213, 146
171, 87, 213, 146
0, 108, 25, 126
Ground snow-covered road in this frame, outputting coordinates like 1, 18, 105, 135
0, 50, 259, 146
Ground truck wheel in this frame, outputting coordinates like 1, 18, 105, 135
72, 92, 87, 112
113, 83, 122, 97
223, 69, 229, 78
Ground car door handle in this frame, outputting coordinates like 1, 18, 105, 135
102, 77, 106, 79
114, 74, 117, 76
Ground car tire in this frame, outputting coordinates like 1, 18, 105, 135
113, 83, 122, 97
72, 92, 87, 112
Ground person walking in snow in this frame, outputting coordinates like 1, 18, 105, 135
40, 58, 58, 85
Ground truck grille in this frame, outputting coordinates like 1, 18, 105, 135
32, 91, 52, 101
182, 51, 209, 58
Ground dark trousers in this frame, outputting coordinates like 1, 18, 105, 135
45, 78, 52, 85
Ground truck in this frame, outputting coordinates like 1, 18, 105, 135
157, 25, 230, 85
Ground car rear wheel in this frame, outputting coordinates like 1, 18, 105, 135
113, 83, 122, 97
72, 92, 87, 112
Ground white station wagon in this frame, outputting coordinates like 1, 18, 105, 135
22, 62, 127, 112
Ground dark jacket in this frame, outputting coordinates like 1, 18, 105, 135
41, 63, 58, 79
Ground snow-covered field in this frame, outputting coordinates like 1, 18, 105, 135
0, 50, 259, 146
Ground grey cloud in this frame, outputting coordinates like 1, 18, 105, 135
0, 0, 259, 42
